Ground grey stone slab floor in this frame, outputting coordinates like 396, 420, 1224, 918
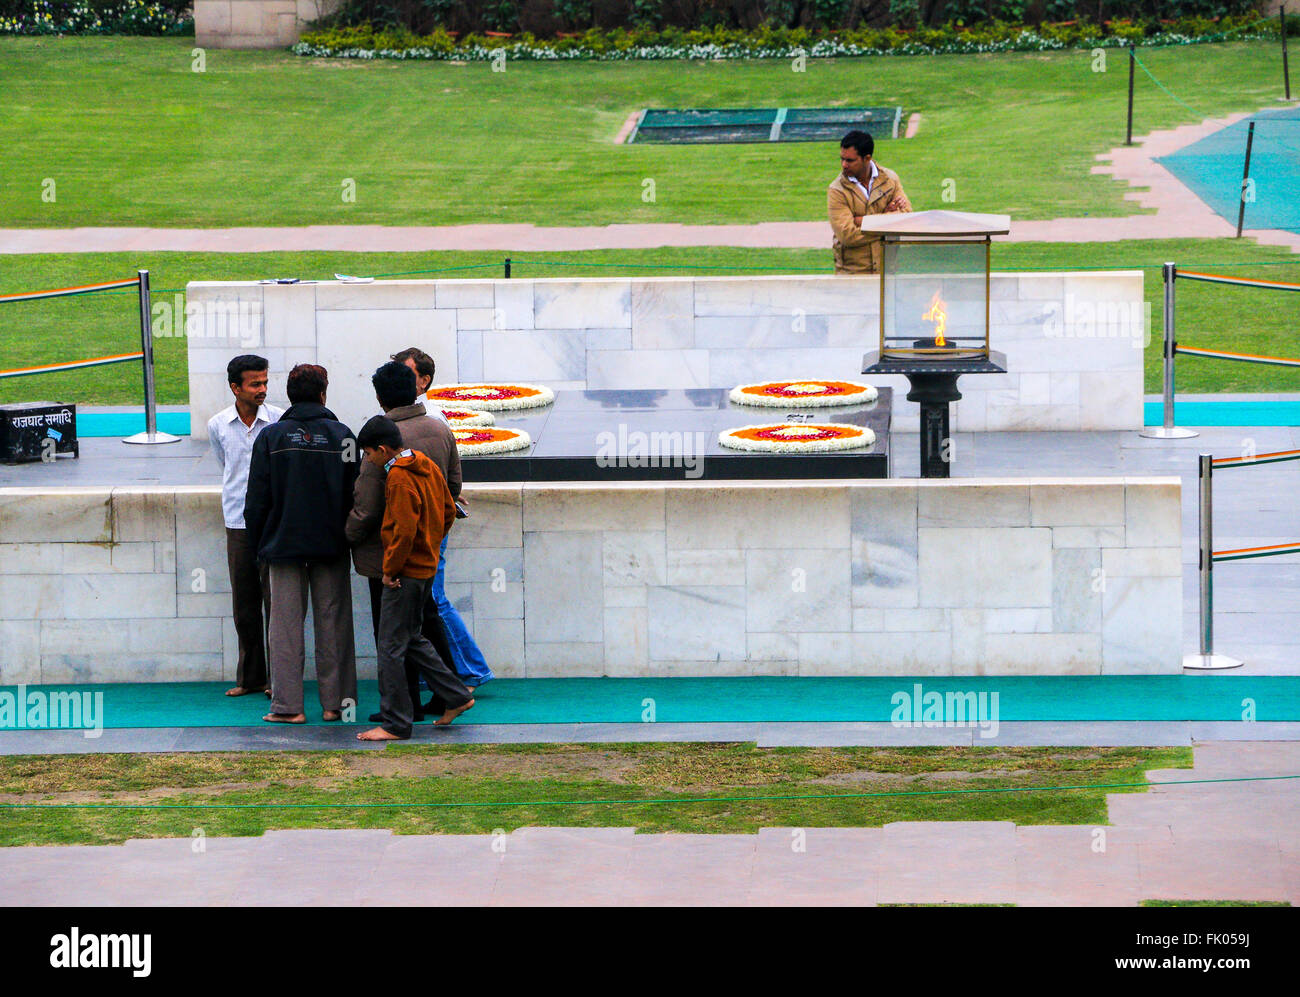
4, 721, 1300, 755
1, 741, 1295, 906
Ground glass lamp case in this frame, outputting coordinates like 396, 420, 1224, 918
858, 210, 1010, 361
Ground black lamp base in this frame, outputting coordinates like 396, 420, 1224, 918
863, 350, 1007, 479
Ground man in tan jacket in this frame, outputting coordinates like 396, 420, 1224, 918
828, 129, 912, 274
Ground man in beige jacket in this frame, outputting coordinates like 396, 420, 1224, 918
827, 129, 912, 274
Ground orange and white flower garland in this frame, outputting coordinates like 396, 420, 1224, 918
427, 382, 554, 412
452, 426, 531, 455
718, 422, 876, 453
729, 380, 878, 408
440, 408, 495, 428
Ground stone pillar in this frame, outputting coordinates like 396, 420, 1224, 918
194, 0, 342, 50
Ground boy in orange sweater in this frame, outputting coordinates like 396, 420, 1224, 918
355, 415, 474, 740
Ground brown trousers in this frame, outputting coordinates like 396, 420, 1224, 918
268, 555, 357, 715
226, 528, 270, 691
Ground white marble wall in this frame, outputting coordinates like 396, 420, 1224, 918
186, 272, 1146, 439
0, 476, 1182, 683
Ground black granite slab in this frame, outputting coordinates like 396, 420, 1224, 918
458, 388, 892, 482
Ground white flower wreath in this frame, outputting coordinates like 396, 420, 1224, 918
718, 423, 876, 453
440, 408, 496, 428
427, 382, 554, 412
729, 380, 879, 408
452, 427, 532, 455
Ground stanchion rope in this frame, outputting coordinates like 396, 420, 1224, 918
0, 352, 144, 380
1177, 269, 1300, 291
1175, 344, 1300, 367
1213, 540, 1300, 562
1213, 448, 1300, 469
0, 277, 139, 304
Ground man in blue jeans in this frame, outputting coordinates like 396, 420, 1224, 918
431, 531, 492, 689
389, 346, 494, 695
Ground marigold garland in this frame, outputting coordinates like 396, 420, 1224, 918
441, 408, 496, 427
729, 380, 878, 408
427, 382, 554, 411
452, 426, 532, 455
718, 422, 876, 453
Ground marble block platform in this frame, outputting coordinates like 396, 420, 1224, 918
184, 272, 1146, 440
0, 476, 1182, 682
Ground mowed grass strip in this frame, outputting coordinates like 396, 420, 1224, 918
1, 240, 1298, 406
0, 38, 1288, 228
0, 743, 1192, 846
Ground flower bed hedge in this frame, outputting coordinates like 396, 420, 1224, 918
0, 0, 192, 34
292, 15, 1281, 62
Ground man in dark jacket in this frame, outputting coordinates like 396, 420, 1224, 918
245, 363, 360, 724
347, 361, 464, 721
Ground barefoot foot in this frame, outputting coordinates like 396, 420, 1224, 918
434, 698, 475, 726
356, 727, 404, 741
262, 712, 306, 724
226, 685, 267, 697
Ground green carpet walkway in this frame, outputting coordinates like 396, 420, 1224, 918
2, 676, 1299, 730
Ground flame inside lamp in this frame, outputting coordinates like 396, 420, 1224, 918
922, 291, 947, 347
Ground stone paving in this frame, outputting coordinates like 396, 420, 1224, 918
3, 722, 1300, 756
0, 741, 1295, 906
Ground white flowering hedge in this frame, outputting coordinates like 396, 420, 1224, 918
0, 0, 191, 34
294, 17, 1281, 63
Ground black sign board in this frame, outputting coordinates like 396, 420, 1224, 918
0, 402, 78, 464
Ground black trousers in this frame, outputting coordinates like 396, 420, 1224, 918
226, 527, 269, 690
368, 577, 457, 717
375, 577, 471, 738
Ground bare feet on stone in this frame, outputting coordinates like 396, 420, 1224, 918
263, 712, 306, 724
226, 685, 267, 697
434, 698, 475, 726
356, 727, 404, 741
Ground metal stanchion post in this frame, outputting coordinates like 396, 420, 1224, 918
1236, 121, 1255, 238
1126, 46, 1135, 146
1184, 454, 1243, 670
123, 268, 181, 445
1283, 4, 1292, 101
1140, 262, 1197, 439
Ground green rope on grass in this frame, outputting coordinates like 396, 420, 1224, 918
1131, 50, 1204, 116
50, 258, 1300, 301
509, 258, 828, 272
2, 773, 1296, 812
366, 263, 503, 278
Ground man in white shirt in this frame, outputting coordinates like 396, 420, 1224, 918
207, 355, 284, 698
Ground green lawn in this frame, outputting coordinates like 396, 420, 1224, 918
0, 37, 1290, 228
0, 742, 1191, 846
2, 241, 1298, 406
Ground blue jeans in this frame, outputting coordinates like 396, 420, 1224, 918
434, 534, 493, 686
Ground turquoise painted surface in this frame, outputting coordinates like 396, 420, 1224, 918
2, 676, 1298, 729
